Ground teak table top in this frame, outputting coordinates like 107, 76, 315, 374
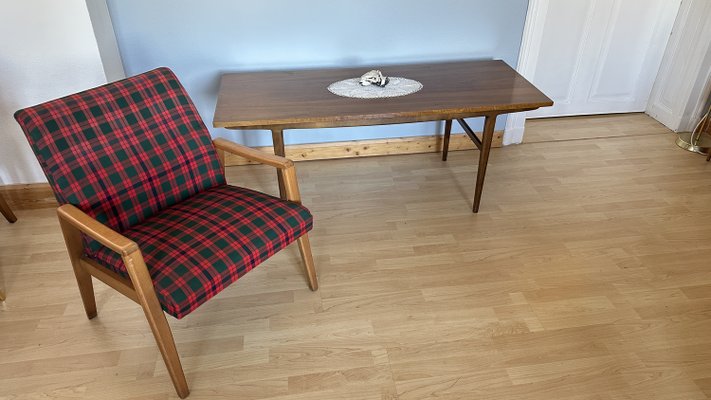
213, 60, 553, 130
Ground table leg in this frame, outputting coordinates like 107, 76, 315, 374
271, 129, 287, 199
442, 119, 453, 161
472, 115, 497, 213
0, 193, 17, 223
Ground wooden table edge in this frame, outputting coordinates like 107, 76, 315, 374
211, 103, 552, 130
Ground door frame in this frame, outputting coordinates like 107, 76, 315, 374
503, 0, 548, 145
646, 0, 711, 132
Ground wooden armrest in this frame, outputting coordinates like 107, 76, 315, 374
213, 138, 294, 169
57, 204, 138, 256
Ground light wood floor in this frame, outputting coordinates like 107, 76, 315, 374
525, 112, 670, 142
2, 114, 711, 399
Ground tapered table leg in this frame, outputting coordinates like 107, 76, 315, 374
472, 115, 497, 213
442, 119, 453, 161
271, 129, 287, 199
0, 193, 17, 223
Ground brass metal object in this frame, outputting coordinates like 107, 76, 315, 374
675, 131, 711, 155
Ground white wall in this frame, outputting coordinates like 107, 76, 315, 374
647, 0, 711, 132
0, 0, 107, 184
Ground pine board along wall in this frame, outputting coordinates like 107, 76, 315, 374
106, 0, 529, 147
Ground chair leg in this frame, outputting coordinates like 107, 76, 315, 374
71, 263, 98, 319
296, 234, 318, 291
280, 164, 318, 291
141, 299, 190, 398
123, 252, 189, 399
58, 216, 97, 319
0, 193, 17, 223
0, 289, 5, 301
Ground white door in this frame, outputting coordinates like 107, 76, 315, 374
525, 0, 681, 118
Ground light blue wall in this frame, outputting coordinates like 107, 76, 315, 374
107, 0, 529, 147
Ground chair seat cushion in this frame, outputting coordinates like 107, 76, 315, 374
85, 184, 312, 318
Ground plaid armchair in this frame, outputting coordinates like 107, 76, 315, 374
14, 68, 318, 398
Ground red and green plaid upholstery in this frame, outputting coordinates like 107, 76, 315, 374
88, 185, 312, 318
14, 67, 313, 318
14, 67, 225, 236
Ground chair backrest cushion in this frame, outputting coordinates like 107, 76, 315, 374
15, 67, 225, 233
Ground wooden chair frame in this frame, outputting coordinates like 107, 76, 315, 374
56, 139, 318, 398
0, 192, 17, 223
1, 193, 16, 301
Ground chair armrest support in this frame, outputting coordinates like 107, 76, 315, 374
213, 138, 294, 169
213, 138, 304, 203
57, 204, 138, 256
55, 206, 186, 393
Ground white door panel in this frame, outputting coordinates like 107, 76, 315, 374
532, 0, 593, 103
526, 0, 680, 118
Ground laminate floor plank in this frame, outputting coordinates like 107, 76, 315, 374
2, 114, 711, 399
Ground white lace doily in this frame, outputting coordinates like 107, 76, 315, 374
327, 77, 423, 99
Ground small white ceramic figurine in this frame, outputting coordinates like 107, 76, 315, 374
359, 70, 389, 87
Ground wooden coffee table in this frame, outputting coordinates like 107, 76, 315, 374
213, 60, 552, 212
